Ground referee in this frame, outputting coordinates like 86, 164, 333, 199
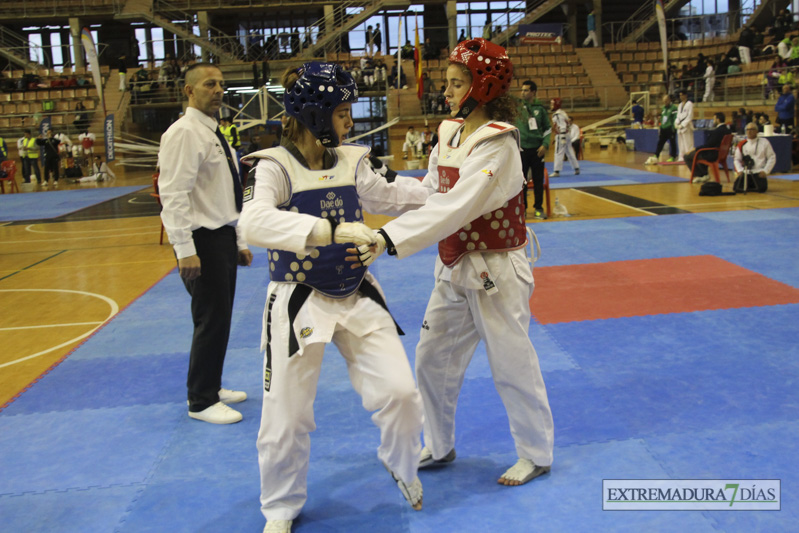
158, 63, 253, 425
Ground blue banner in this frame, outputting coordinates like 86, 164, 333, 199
518, 24, 563, 45
39, 117, 52, 136
104, 114, 115, 162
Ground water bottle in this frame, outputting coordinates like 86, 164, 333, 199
553, 196, 569, 217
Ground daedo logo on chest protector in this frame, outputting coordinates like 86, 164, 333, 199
318, 174, 335, 181
320, 191, 343, 211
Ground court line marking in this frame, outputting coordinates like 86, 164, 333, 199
570, 188, 657, 216
25, 224, 158, 234
1, 231, 159, 244
0, 321, 104, 332
0, 288, 119, 369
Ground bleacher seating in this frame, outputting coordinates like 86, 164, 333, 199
0, 67, 105, 136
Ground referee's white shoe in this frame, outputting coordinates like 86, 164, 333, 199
218, 388, 247, 403
188, 402, 242, 424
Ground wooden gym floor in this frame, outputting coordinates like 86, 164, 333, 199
1, 144, 798, 409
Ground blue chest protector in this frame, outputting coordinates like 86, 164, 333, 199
260, 144, 369, 298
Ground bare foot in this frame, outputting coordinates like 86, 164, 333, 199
498, 458, 551, 486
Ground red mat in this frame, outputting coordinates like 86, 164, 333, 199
530, 255, 799, 324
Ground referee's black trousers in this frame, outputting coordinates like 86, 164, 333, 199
182, 225, 238, 412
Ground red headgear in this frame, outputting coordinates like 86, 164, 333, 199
551, 97, 562, 111
448, 38, 514, 118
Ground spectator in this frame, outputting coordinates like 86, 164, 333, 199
245, 134, 262, 155
789, 37, 799, 66
422, 37, 438, 60
631, 99, 645, 128
73, 101, 89, 131
219, 117, 242, 152
0, 136, 7, 163
775, 9, 794, 33
645, 93, 678, 164
117, 55, 127, 91
401, 40, 414, 59
365, 25, 374, 56
17, 130, 42, 185
78, 130, 96, 159
70, 155, 116, 184
373, 23, 382, 55
389, 63, 407, 89
374, 58, 387, 88
738, 25, 754, 64
685, 112, 730, 183
36, 129, 61, 188
421, 125, 434, 156
775, 83, 795, 133
458, 29, 467, 43
675, 89, 695, 161
515, 79, 551, 217
435, 84, 448, 114
764, 58, 785, 99
402, 126, 423, 159
583, 8, 598, 47
777, 35, 792, 61
757, 113, 771, 132
734, 122, 776, 184
703, 59, 715, 102
550, 97, 580, 177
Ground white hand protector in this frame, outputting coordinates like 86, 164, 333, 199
354, 232, 386, 267
334, 222, 378, 246
307, 218, 333, 247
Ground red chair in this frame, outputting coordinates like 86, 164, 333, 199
0, 160, 20, 194
690, 133, 733, 183
151, 172, 165, 245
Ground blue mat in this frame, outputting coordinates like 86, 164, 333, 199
773, 173, 799, 181
397, 161, 685, 188
2, 209, 799, 531
0, 186, 146, 221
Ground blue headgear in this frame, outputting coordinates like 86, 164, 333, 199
283, 62, 358, 147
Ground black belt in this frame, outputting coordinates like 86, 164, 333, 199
285, 279, 404, 358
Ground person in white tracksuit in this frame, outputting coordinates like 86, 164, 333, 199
348, 38, 554, 488
675, 89, 695, 162
703, 60, 716, 102
238, 62, 431, 533
550, 97, 580, 176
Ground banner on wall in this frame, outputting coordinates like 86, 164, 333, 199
104, 114, 115, 162
81, 28, 106, 116
39, 117, 52, 136
518, 24, 563, 45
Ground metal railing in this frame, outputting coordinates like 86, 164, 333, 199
0, 0, 115, 17
608, 1, 760, 45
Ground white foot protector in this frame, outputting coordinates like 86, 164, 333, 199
498, 458, 551, 486
384, 463, 423, 510
263, 519, 292, 533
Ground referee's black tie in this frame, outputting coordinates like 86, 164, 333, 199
215, 126, 243, 212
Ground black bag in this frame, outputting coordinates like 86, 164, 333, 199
65, 166, 83, 178
733, 173, 768, 192
699, 181, 722, 196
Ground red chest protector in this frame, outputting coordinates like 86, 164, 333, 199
436, 119, 527, 266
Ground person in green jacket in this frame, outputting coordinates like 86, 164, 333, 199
515, 80, 551, 219
646, 93, 678, 164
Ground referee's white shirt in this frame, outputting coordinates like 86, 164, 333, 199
158, 106, 246, 259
